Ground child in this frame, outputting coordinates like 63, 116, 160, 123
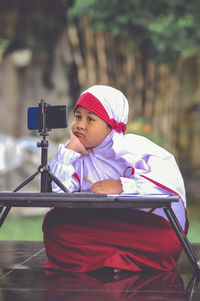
43, 85, 187, 274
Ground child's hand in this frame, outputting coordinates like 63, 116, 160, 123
65, 133, 91, 155
91, 179, 123, 194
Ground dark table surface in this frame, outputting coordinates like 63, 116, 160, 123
0, 192, 179, 208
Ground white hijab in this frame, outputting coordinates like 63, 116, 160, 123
81, 85, 129, 126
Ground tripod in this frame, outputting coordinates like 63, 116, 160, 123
0, 102, 68, 228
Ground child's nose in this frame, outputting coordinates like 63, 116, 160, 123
77, 119, 86, 129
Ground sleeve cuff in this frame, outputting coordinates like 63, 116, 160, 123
120, 177, 138, 194
56, 144, 81, 164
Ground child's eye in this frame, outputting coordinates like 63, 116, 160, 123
88, 117, 94, 122
75, 115, 81, 119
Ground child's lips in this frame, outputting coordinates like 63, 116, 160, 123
74, 131, 84, 138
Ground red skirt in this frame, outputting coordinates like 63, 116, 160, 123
42, 208, 183, 273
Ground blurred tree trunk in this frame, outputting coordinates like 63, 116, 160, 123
67, 19, 200, 169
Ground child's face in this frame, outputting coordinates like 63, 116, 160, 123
72, 106, 112, 149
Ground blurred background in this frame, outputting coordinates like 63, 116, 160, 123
0, 0, 199, 242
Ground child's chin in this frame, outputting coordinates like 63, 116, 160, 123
85, 147, 92, 151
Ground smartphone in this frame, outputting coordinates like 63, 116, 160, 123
28, 104, 68, 130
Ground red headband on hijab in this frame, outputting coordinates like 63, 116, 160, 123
74, 92, 126, 134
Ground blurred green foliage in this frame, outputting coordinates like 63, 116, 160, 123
187, 204, 200, 243
1, 0, 200, 65
0, 215, 43, 241
127, 117, 165, 146
69, 0, 200, 63
0, 38, 10, 52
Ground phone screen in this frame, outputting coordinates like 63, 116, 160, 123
27, 105, 68, 130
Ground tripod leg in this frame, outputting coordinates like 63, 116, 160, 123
164, 207, 200, 272
0, 171, 40, 229
48, 170, 69, 193
13, 170, 40, 192
0, 207, 11, 228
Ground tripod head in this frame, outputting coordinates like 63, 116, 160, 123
36, 101, 50, 149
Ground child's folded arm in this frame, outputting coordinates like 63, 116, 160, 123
120, 175, 166, 195
120, 154, 186, 201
